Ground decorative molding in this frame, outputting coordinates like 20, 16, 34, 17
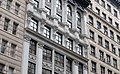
38, 42, 44, 49
83, 64, 88, 70
40, 19, 46, 25
27, 11, 33, 17
53, 26, 58, 32
74, 60, 79, 66
24, 35, 31, 42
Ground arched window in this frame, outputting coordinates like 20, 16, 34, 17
67, 5, 72, 16
76, 12, 81, 25
56, 0, 62, 10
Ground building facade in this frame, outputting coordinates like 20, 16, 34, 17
0, 0, 26, 74
86, 0, 120, 74
22, 0, 90, 74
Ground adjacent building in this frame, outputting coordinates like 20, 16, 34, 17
22, 0, 90, 74
0, 0, 26, 74
86, 0, 120, 74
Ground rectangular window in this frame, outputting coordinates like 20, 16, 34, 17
10, 43, 16, 57
95, 7, 100, 15
100, 66, 105, 74
12, 22, 18, 35
101, 0, 105, 7
99, 50, 105, 61
66, 38, 73, 50
97, 21, 101, 30
108, 17, 112, 24
76, 44, 83, 55
90, 45, 95, 56
90, 30, 94, 40
98, 35, 102, 46
79, 63, 83, 74
88, 15, 93, 25
29, 18, 38, 32
43, 46, 52, 62
8, 67, 14, 74
91, 61, 96, 73
110, 30, 114, 39
117, 35, 120, 43
102, 12, 106, 19
108, 70, 112, 74
103, 26, 108, 35
29, 39, 37, 55
42, 68, 52, 74
115, 22, 119, 29
88, 3, 92, 9
114, 9, 117, 17
113, 58, 117, 68
0, 63, 4, 73
111, 44, 116, 54
105, 40, 109, 50
106, 54, 111, 64
66, 58, 72, 73
15, 3, 20, 15
107, 4, 111, 12
4, 18, 10, 31
28, 62, 36, 74
56, 14, 62, 22
55, 32, 62, 45
6, 0, 12, 10
67, 21, 72, 28
1, 39, 8, 53
43, 25, 51, 38
55, 52, 64, 67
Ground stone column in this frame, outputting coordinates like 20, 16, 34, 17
72, 60, 79, 74
64, 55, 66, 74
39, 0, 45, 8
35, 42, 44, 74
21, 35, 31, 74
62, 0, 67, 23
52, 50, 55, 74
83, 65, 88, 74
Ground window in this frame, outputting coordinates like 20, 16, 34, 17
110, 30, 114, 39
105, 40, 109, 49
43, 25, 51, 38
107, 4, 111, 12
0, 63, 4, 73
76, 44, 83, 55
88, 3, 92, 9
102, 12, 106, 19
10, 43, 16, 57
115, 22, 119, 29
97, 21, 101, 30
56, 14, 62, 22
88, 15, 93, 25
29, 18, 38, 32
67, 5, 72, 17
99, 50, 104, 61
106, 54, 111, 64
4, 18, 10, 31
117, 35, 120, 43
100, 66, 105, 74
119, 49, 120, 57
8, 67, 14, 74
90, 30, 94, 40
32, 0, 39, 7
67, 21, 72, 28
76, 12, 81, 25
103, 26, 108, 35
43, 46, 52, 62
45, 7, 51, 15
55, 32, 62, 44
113, 58, 117, 68
1, 39, 8, 53
108, 70, 112, 74
114, 9, 117, 17
56, 0, 62, 10
66, 58, 72, 73
28, 62, 36, 74
55, 52, 64, 67
101, 0, 105, 7
6, 0, 12, 10
108, 17, 112, 24
42, 68, 52, 74
90, 45, 95, 56
79, 63, 83, 74
0, 1, 2, 6
15, 3, 20, 15
111, 44, 116, 54
29, 39, 37, 55
98, 35, 102, 46
12, 22, 18, 35
91, 61, 96, 73
77, 26, 82, 34
66, 38, 73, 50
95, 7, 100, 15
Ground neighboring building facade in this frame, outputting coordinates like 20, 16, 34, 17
22, 0, 90, 74
86, 0, 120, 74
0, 0, 26, 74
